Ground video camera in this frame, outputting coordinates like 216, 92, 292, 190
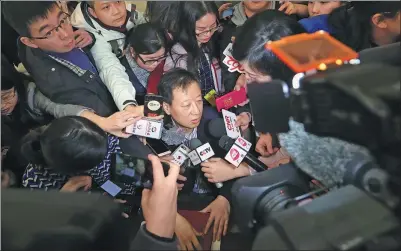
231, 32, 400, 250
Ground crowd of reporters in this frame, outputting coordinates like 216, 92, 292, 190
1, 1, 400, 250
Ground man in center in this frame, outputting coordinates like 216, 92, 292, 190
158, 68, 251, 250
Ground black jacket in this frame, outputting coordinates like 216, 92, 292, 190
18, 41, 117, 117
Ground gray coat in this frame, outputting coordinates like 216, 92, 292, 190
26, 82, 88, 121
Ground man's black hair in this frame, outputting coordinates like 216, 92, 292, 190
158, 68, 199, 105
2, 1, 59, 37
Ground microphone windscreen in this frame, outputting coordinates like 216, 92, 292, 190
207, 118, 226, 139
189, 138, 203, 150
278, 120, 372, 187
218, 135, 235, 151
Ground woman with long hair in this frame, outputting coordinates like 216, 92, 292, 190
164, 1, 223, 100
124, 22, 169, 94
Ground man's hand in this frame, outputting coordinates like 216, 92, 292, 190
124, 105, 144, 117
201, 158, 251, 183
218, 2, 233, 19
235, 112, 251, 131
234, 73, 247, 91
278, 1, 309, 16
201, 158, 237, 183
124, 105, 145, 142
255, 133, 278, 156
74, 29, 93, 48
60, 176, 92, 192
101, 111, 142, 138
200, 195, 230, 242
258, 148, 291, 169
141, 155, 180, 239
234, 74, 249, 107
175, 213, 203, 250
160, 155, 187, 190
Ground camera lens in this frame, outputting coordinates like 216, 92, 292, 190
255, 185, 305, 225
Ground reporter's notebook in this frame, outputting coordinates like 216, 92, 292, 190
178, 210, 213, 250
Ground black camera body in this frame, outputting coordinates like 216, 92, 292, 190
233, 43, 401, 250
252, 185, 400, 251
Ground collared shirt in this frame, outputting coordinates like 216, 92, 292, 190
48, 48, 98, 74
169, 121, 211, 194
125, 53, 150, 88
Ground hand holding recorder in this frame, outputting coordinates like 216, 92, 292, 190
124, 94, 165, 139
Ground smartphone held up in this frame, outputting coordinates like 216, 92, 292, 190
111, 153, 170, 189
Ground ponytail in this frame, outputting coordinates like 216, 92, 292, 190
20, 126, 47, 166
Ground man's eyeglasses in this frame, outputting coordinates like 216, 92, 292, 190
30, 12, 71, 40
136, 53, 167, 66
195, 24, 223, 38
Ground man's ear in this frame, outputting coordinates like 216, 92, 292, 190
88, 6, 98, 19
20, 37, 39, 49
371, 14, 388, 29
163, 102, 171, 115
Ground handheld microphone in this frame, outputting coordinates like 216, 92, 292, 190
205, 118, 226, 139
189, 139, 223, 188
125, 118, 163, 139
170, 144, 191, 166
221, 109, 242, 139
219, 135, 267, 172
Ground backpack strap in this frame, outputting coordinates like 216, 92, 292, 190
108, 40, 123, 59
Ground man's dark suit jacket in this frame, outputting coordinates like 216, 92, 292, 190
164, 106, 237, 209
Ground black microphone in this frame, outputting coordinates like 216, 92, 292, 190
189, 138, 223, 188
219, 135, 267, 172
205, 118, 226, 139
